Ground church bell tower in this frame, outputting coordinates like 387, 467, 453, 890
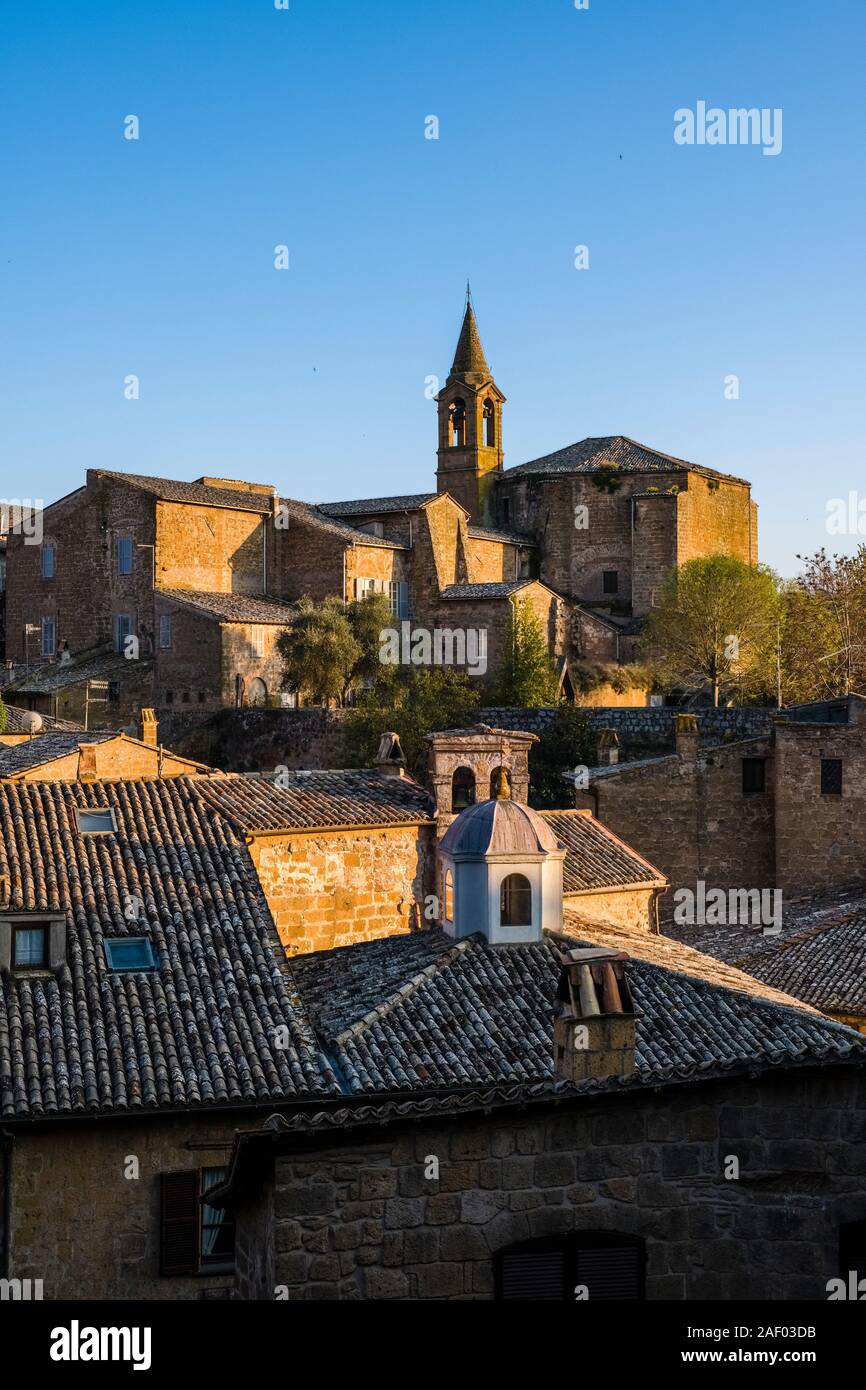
436, 291, 505, 525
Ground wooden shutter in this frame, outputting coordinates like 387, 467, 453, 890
500, 1249, 567, 1300
576, 1243, 642, 1300
160, 1171, 199, 1276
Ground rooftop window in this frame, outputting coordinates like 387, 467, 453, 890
104, 936, 157, 972
75, 807, 117, 835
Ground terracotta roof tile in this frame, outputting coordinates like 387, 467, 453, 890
540, 810, 666, 891
196, 771, 434, 833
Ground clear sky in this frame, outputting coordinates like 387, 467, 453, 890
2, 0, 863, 576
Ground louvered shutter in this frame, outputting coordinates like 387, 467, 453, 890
500, 1249, 567, 1300
160, 1171, 199, 1276
576, 1243, 642, 1300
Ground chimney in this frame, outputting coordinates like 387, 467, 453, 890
375, 731, 407, 778
77, 743, 99, 782
138, 708, 158, 748
596, 727, 620, 767
675, 712, 699, 761
553, 947, 635, 1082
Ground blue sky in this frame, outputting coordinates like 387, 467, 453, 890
1, 0, 863, 575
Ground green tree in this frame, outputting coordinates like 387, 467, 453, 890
277, 593, 397, 706
640, 555, 780, 707
492, 597, 560, 707
528, 705, 594, 809
340, 667, 481, 780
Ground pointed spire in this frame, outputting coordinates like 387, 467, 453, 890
450, 295, 491, 385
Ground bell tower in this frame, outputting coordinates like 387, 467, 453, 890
436, 290, 505, 524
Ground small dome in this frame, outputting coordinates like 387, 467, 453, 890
440, 798, 560, 856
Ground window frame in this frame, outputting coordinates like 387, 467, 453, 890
159, 614, 173, 650
74, 806, 118, 836
12, 923, 48, 971
500, 873, 533, 929
116, 535, 134, 576
821, 757, 843, 796
41, 616, 56, 657
602, 570, 619, 596
250, 624, 266, 658
741, 757, 766, 795
104, 936, 157, 972
41, 545, 55, 579
159, 1168, 236, 1278
495, 1232, 646, 1301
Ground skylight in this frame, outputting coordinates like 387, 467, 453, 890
75, 808, 117, 835
104, 937, 157, 972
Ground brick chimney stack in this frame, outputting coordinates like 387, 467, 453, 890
553, 947, 635, 1082
138, 708, 158, 748
375, 731, 407, 778
674, 713, 699, 762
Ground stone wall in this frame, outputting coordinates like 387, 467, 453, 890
250, 823, 435, 956
233, 1065, 866, 1301
774, 723, 866, 896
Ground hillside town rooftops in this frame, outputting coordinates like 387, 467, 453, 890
0, 731, 112, 777
5, 649, 152, 696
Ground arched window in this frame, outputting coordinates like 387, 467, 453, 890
449, 399, 466, 448
489, 766, 512, 799
248, 677, 268, 707
495, 1233, 645, 1301
500, 873, 532, 927
443, 869, 454, 922
483, 398, 496, 447
451, 766, 476, 812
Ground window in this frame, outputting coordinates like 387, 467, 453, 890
821, 758, 843, 796
500, 874, 532, 928
250, 625, 265, 658
496, 1234, 645, 1301
247, 677, 268, 707
108, 680, 119, 703
354, 577, 377, 600
389, 580, 409, 619
41, 616, 56, 657
13, 925, 48, 970
443, 869, 454, 922
75, 807, 117, 835
602, 570, 619, 595
42, 545, 55, 579
104, 937, 157, 972
165, 690, 174, 704
451, 766, 476, 812
160, 1169, 236, 1277
117, 536, 133, 575
502, 498, 511, 525
483, 398, 496, 447
742, 757, 766, 795
114, 613, 132, 653
449, 399, 466, 448
159, 614, 172, 649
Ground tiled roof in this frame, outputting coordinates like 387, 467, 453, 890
0, 732, 111, 777
91, 471, 276, 514
540, 810, 666, 891
506, 436, 749, 487
196, 770, 434, 833
466, 523, 536, 547
0, 779, 338, 1118
6, 650, 152, 696
669, 888, 866, 1018
156, 589, 295, 625
289, 916, 862, 1096
2, 705, 85, 733
317, 494, 436, 517
279, 499, 407, 549
439, 581, 535, 601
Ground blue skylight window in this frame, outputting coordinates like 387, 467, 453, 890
75, 808, 117, 835
104, 937, 157, 972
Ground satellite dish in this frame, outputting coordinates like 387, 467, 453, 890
21, 711, 43, 734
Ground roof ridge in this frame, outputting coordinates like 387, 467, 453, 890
332, 938, 474, 1045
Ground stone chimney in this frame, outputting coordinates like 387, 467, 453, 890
375, 731, 407, 778
553, 947, 635, 1082
138, 708, 158, 748
675, 713, 699, 762
78, 743, 99, 782
596, 727, 620, 767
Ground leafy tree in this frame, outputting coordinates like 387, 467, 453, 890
784, 548, 866, 698
640, 555, 780, 707
492, 597, 560, 707
528, 705, 594, 809
277, 593, 396, 706
340, 667, 481, 780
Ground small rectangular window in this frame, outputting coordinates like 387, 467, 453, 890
114, 614, 132, 653
821, 758, 842, 796
389, 580, 409, 619
104, 937, 157, 972
200, 1168, 236, 1267
42, 546, 55, 579
75, 807, 117, 835
13, 925, 48, 969
159, 614, 172, 649
117, 536, 133, 575
742, 757, 766, 795
250, 624, 265, 657
41, 617, 56, 657
602, 571, 619, 595
159, 1169, 235, 1278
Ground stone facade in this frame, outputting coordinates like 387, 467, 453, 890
232, 1066, 866, 1301
249, 824, 435, 956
